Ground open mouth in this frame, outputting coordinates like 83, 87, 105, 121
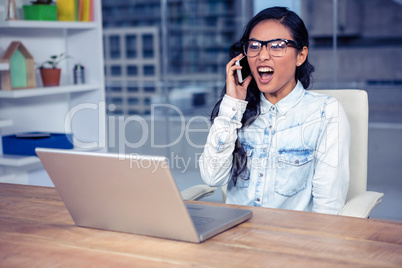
258, 67, 274, 80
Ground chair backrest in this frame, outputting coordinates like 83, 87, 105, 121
221, 89, 369, 203
311, 89, 368, 201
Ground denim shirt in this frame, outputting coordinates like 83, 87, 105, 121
199, 81, 350, 215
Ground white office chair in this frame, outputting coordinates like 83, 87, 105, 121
181, 89, 384, 218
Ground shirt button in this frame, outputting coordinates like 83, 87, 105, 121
259, 173, 263, 177
269, 125, 272, 129
295, 159, 299, 164
263, 148, 267, 152
232, 107, 236, 111
256, 198, 260, 202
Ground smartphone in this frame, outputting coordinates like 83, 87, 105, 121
235, 56, 251, 84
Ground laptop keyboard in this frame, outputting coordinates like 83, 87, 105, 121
191, 216, 215, 227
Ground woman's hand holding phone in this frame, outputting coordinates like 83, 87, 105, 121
226, 54, 252, 101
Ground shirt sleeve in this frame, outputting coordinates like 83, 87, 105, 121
199, 94, 248, 187
312, 98, 351, 214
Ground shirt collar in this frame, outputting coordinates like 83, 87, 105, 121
260, 80, 305, 115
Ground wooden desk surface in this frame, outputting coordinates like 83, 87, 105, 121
1, 183, 401, 267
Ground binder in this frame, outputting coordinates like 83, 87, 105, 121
81, 0, 90, 21
57, 0, 76, 21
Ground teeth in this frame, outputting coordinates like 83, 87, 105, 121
258, 67, 273, 73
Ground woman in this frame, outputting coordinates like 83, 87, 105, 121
199, 7, 350, 215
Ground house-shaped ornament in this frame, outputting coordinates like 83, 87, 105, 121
0, 41, 36, 90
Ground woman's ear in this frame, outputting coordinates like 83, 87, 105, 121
296, 46, 308, 66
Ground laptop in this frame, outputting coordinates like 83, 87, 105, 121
36, 148, 252, 243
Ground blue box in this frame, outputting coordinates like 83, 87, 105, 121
2, 132, 73, 156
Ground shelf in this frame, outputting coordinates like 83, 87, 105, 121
0, 84, 101, 99
0, 154, 40, 167
0, 20, 97, 29
0, 119, 13, 128
0, 62, 9, 71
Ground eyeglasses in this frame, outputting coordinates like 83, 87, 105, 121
243, 38, 302, 58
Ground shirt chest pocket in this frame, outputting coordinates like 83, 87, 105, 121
275, 149, 314, 197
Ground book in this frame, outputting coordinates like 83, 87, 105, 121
81, 0, 90, 21
89, 0, 93, 21
74, 0, 79, 21
57, 0, 76, 21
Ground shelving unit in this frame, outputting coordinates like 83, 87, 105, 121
0, 2, 105, 185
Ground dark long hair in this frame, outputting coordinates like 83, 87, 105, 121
210, 7, 314, 185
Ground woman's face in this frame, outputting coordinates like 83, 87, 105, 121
247, 20, 307, 104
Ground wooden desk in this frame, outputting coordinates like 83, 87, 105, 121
1, 183, 401, 267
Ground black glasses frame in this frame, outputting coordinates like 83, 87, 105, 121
243, 38, 302, 57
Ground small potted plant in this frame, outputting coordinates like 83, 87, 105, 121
23, 0, 57, 21
38, 53, 70, 87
